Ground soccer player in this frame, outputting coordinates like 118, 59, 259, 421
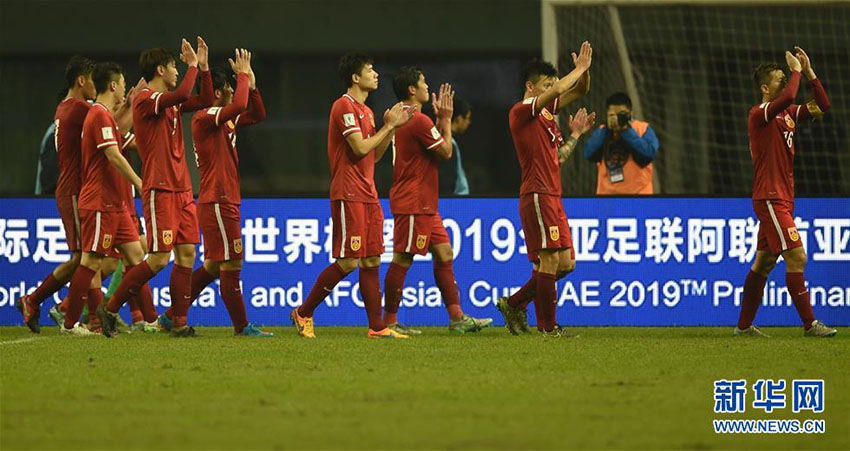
497, 42, 596, 337
16, 55, 96, 333
382, 67, 492, 334
290, 52, 413, 339
97, 37, 213, 337
61, 61, 147, 335
735, 47, 836, 338
190, 49, 271, 337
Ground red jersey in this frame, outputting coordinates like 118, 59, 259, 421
749, 72, 830, 202
132, 67, 211, 193
78, 103, 127, 212
54, 97, 91, 197
509, 96, 564, 196
328, 93, 378, 203
389, 108, 445, 215
192, 74, 266, 205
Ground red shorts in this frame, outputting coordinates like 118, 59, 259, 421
519, 193, 573, 262
393, 213, 450, 255
198, 202, 243, 262
142, 189, 200, 253
79, 209, 139, 256
331, 200, 384, 259
753, 199, 803, 255
56, 195, 81, 252
105, 215, 144, 259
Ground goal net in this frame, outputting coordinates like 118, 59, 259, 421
543, 0, 850, 196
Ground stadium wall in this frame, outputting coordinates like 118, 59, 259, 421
1, 197, 847, 327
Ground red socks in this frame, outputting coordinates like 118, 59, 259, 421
190, 266, 216, 302
220, 269, 248, 333
533, 299, 544, 331
137, 284, 158, 322
536, 272, 557, 332
86, 288, 102, 318
63, 266, 96, 329
169, 265, 193, 328
299, 263, 347, 317
510, 270, 539, 309
434, 260, 463, 320
30, 273, 63, 307
736, 270, 767, 330
359, 266, 384, 331
107, 262, 156, 313
128, 296, 144, 324
786, 272, 815, 329
383, 262, 409, 324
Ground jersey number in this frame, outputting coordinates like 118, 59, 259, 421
783, 131, 794, 149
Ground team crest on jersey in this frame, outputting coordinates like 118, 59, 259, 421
788, 227, 799, 242
541, 108, 554, 121
102, 234, 113, 249
233, 238, 243, 254
162, 230, 173, 245
350, 236, 362, 251
784, 115, 795, 129
416, 234, 427, 250
343, 113, 356, 127
549, 225, 560, 242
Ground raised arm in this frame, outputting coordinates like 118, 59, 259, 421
346, 102, 414, 159
759, 51, 802, 122
793, 46, 830, 121
534, 41, 592, 115
155, 38, 199, 111
429, 83, 454, 160
560, 108, 596, 163
236, 58, 266, 128
558, 54, 592, 107
213, 49, 252, 126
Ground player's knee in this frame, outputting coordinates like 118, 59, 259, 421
174, 246, 196, 267
146, 252, 170, 272
361, 256, 381, 268
101, 258, 118, 277
69, 252, 82, 266
220, 259, 242, 272
392, 253, 413, 268
557, 261, 575, 279
336, 258, 359, 274
785, 249, 807, 269
80, 253, 103, 272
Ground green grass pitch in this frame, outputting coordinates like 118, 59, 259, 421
1, 326, 847, 450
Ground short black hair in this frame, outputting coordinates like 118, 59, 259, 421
139, 47, 177, 82
392, 66, 423, 101
452, 97, 472, 121
753, 62, 783, 88
605, 92, 632, 110
210, 67, 231, 92
338, 52, 373, 88
521, 59, 557, 92
92, 62, 123, 94
64, 55, 94, 89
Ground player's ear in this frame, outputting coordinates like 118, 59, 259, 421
524, 80, 534, 93
156, 64, 165, 77
351, 72, 359, 86
214, 88, 222, 100
76, 75, 86, 88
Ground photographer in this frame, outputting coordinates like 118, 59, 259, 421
583, 92, 659, 194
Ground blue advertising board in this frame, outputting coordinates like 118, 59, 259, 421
1, 197, 847, 327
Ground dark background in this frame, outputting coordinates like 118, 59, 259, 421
0, 0, 540, 197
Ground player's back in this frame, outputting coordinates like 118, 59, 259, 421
78, 103, 127, 212
508, 97, 563, 197
327, 94, 378, 203
132, 88, 192, 193
389, 109, 443, 215
748, 102, 800, 201
192, 107, 241, 205
54, 97, 91, 198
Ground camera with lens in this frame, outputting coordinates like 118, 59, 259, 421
616, 111, 631, 128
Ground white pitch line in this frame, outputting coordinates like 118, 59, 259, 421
0, 337, 44, 345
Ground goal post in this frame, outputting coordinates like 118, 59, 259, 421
541, 0, 850, 196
